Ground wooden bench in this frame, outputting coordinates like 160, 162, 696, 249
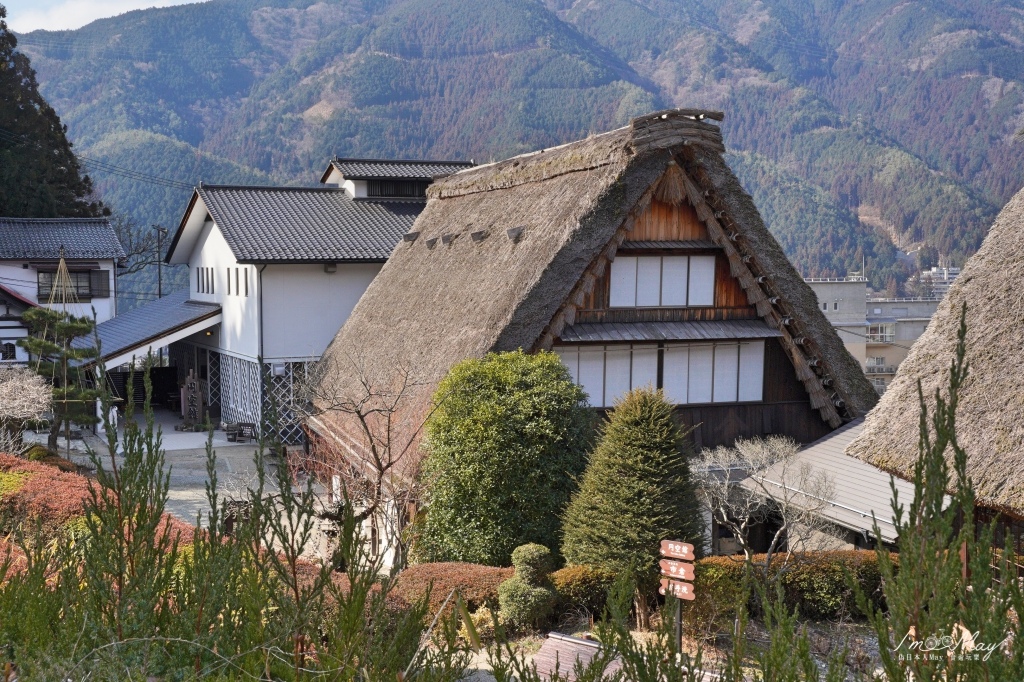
533, 633, 622, 681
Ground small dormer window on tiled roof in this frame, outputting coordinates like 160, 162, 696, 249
367, 179, 431, 199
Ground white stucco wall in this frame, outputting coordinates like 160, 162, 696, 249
187, 220, 260, 360
261, 263, 381, 361
0, 260, 117, 322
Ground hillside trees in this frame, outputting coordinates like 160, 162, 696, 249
419, 350, 593, 566
0, 5, 105, 218
561, 387, 703, 628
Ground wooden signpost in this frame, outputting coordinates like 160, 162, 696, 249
659, 539, 696, 651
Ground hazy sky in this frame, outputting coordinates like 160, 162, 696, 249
4, 0, 196, 33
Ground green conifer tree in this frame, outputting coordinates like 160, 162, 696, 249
561, 387, 704, 626
17, 307, 100, 453
0, 4, 106, 218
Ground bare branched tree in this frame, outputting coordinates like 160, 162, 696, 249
693, 435, 837, 577
0, 364, 52, 453
293, 353, 429, 569
110, 213, 162, 277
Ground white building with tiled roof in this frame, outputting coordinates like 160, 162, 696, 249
0, 217, 125, 363
89, 159, 469, 442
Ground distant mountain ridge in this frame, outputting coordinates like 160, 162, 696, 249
16, 0, 1024, 293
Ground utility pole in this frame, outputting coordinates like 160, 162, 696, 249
152, 225, 168, 364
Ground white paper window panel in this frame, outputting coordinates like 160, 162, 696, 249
687, 255, 716, 306
687, 345, 714, 403
661, 256, 689, 306
635, 258, 662, 307
738, 340, 765, 402
605, 348, 632, 407
578, 347, 605, 408
663, 347, 689, 404
631, 346, 659, 390
713, 344, 739, 403
609, 256, 637, 307
554, 347, 580, 385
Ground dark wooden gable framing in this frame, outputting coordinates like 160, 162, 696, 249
534, 144, 852, 431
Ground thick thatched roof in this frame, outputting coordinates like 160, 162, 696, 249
848, 187, 1024, 517
310, 109, 876, 457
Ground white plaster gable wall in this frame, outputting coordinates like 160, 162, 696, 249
261, 263, 381, 361
187, 219, 260, 360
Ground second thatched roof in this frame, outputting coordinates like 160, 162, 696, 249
847, 186, 1024, 517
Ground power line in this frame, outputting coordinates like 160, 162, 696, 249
0, 125, 196, 191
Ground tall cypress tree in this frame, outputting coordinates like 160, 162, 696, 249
561, 387, 704, 623
0, 4, 106, 218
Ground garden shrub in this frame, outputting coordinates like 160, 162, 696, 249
510, 543, 554, 585
458, 606, 499, 644
420, 350, 593, 566
497, 577, 556, 630
394, 561, 512, 616
551, 564, 616, 616
497, 543, 557, 630
688, 550, 894, 626
0, 453, 91, 536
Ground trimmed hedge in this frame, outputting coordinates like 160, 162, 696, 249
687, 551, 896, 628
395, 562, 512, 617
551, 564, 616, 616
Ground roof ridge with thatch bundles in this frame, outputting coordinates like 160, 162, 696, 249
310, 108, 876, 461
847, 187, 1024, 517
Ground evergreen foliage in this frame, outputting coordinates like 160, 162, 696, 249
419, 350, 592, 566
561, 388, 704, 596
497, 543, 557, 631
855, 306, 1024, 680
0, 366, 468, 680
0, 5, 105, 218
17, 307, 100, 454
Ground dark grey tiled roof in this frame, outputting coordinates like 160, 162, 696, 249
0, 218, 126, 260
558, 319, 783, 343
328, 159, 474, 181
76, 290, 220, 362
197, 186, 422, 262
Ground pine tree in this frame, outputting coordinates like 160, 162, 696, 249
0, 4, 106, 218
17, 307, 100, 453
561, 387, 704, 625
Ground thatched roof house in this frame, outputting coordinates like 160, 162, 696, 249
848, 187, 1024, 518
307, 109, 876, 463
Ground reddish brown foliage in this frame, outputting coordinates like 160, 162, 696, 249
395, 562, 513, 615
0, 453, 92, 534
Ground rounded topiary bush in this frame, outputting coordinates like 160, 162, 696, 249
511, 543, 554, 585
551, 564, 617, 616
497, 576, 556, 630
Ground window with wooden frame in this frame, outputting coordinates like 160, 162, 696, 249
555, 340, 765, 408
37, 270, 109, 300
609, 255, 716, 308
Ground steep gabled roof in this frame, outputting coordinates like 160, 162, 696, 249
319, 158, 475, 184
312, 109, 876, 448
0, 217, 125, 260
166, 186, 422, 264
847, 187, 1024, 517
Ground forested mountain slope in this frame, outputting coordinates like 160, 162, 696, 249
14, 0, 1024, 293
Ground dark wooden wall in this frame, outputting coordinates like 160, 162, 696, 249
674, 339, 833, 450
632, 199, 707, 240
